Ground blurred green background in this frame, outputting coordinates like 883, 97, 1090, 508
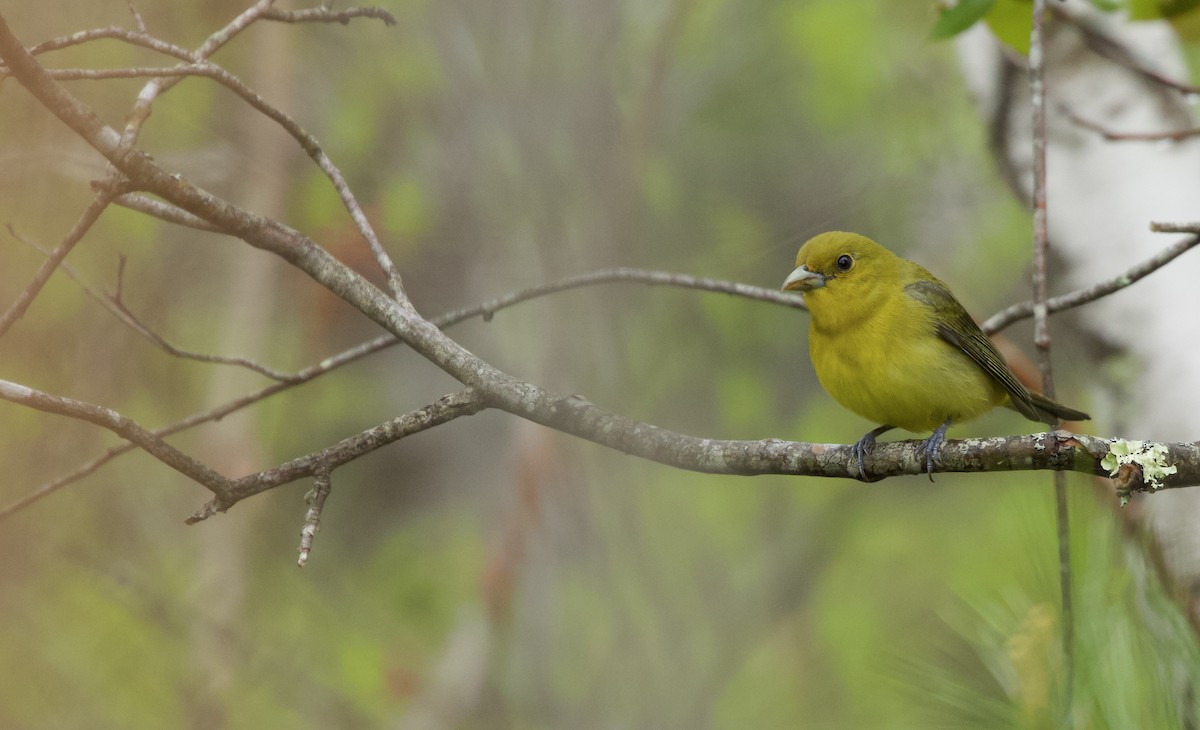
1, 1, 1197, 728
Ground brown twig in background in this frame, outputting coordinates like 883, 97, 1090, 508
1059, 104, 1200, 143
1030, 0, 1074, 710
0, 179, 125, 339
981, 233, 1200, 334
1055, 7, 1200, 96
113, 256, 296, 381
8, 227, 294, 381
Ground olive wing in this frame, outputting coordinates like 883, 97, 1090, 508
904, 279, 1041, 422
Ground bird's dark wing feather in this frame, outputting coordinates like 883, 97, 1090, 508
904, 279, 1041, 422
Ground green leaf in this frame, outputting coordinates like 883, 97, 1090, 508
985, 0, 1033, 55
931, 0, 997, 40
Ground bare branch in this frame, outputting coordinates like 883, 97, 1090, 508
1055, 7, 1200, 96
34, 62, 406, 301
0, 179, 124, 339
127, 2, 147, 34
27, 27, 196, 62
4, 183, 1175, 521
114, 193, 224, 232
176, 392, 1198, 520
0, 379, 231, 495
980, 233, 1200, 334
200, 424, 1200, 515
0, 269, 817, 518
117, 0, 274, 145
0, 450, 114, 521
110, 262, 296, 381
1029, 0, 1074, 701
0, 332, 393, 521
9, 13, 1194, 542
261, 6, 397, 26
191, 0, 275, 60
1030, 0, 1053, 382
61, 2, 406, 300
1150, 221, 1200, 234
10, 229, 295, 381
188, 389, 487, 522
435, 267, 806, 324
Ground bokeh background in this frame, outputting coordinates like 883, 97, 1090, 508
1, 1, 1198, 727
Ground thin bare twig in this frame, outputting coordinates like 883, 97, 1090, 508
0, 179, 124, 339
114, 258, 295, 381
980, 233, 1200, 334
114, 193, 225, 232
188, 388, 486, 523
38, 62, 406, 301
1150, 221, 1200, 234
0, 442, 144, 521
1059, 104, 1200, 143
261, 6, 397, 26
27, 27, 196, 62
1030, 0, 1074, 712
297, 468, 331, 567
8, 227, 293, 380
1055, 7, 1200, 96
117, 0, 272, 149
435, 267, 807, 323
99, 1, 404, 300
0, 332, 391, 521
0, 379, 231, 495
127, 2, 147, 34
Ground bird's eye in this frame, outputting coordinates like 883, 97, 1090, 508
836, 254, 853, 272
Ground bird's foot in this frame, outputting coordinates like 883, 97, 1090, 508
852, 425, 894, 481
917, 419, 952, 482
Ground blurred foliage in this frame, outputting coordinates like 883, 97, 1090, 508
1, 1, 1198, 728
931, 0, 1200, 51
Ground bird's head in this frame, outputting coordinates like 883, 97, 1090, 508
782, 231, 902, 327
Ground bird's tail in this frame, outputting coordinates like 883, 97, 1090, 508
1028, 391, 1089, 424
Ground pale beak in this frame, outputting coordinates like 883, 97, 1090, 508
782, 265, 825, 292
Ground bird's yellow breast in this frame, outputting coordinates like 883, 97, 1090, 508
806, 285, 1006, 432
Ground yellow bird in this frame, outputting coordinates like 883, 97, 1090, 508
782, 231, 1088, 479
